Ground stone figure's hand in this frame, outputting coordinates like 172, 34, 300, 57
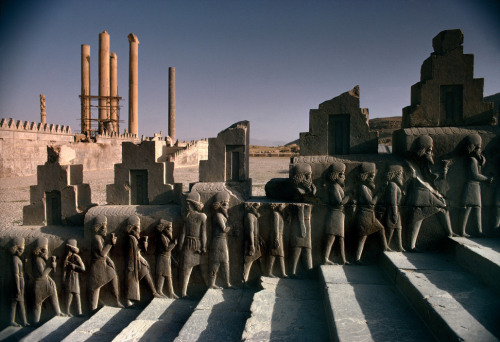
249, 246, 255, 256
128, 266, 134, 272
173, 239, 178, 246
489, 177, 494, 184
274, 239, 279, 249
201, 247, 206, 254
111, 233, 117, 245
392, 214, 398, 225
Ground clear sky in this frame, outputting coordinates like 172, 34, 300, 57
1, 0, 499, 145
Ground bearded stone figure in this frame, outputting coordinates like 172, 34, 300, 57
268, 203, 288, 278
10, 237, 28, 327
459, 134, 493, 237
155, 219, 178, 298
265, 163, 317, 202
323, 162, 350, 265
242, 202, 265, 283
384, 165, 405, 252
209, 190, 233, 289
31, 237, 65, 324
353, 163, 391, 264
178, 191, 208, 298
405, 135, 457, 252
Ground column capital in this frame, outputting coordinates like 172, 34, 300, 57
128, 33, 139, 44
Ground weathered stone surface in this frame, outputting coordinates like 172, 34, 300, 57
321, 265, 432, 342
62, 306, 140, 342
299, 86, 378, 156
243, 277, 329, 342
450, 237, 500, 294
382, 251, 500, 341
20, 316, 85, 342
175, 288, 254, 342
402, 29, 495, 128
106, 141, 181, 205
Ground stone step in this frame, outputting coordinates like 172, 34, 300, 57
242, 276, 330, 342
320, 264, 433, 342
0, 326, 35, 342
112, 297, 198, 342
174, 288, 254, 342
61, 306, 140, 342
382, 251, 500, 342
20, 316, 85, 342
449, 237, 500, 294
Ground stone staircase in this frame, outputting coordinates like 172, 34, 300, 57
1, 237, 499, 341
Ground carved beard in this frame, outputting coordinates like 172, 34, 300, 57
336, 178, 345, 188
292, 174, 314, 193
424, 152, 434, 166
472, 149, 486, 166
131, 229, 140, 240
164, 230, 173, 240
251, 207, 260, 218
39, 251, 49, 261
394, 176, 403, 187
220, 207, 229, 218
365, 180, 376, 191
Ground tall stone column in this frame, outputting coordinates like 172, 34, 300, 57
40, 94, 46, 125
168, 67, 176, 141
81, 44, 90, 134
99, 31, 110, 134
110, 52, 118, 133
128, 33, 139, 136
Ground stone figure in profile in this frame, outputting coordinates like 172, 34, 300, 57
155, 219, 178, 298
125, 215, 162, 307
323, 162, 350, 265
290, 203, 313, 276
268, 203, 288, 278
178, 191, 207, 298
458, 134, 493, 237
242, 202, 264, 283
405, 135, 457, 252
353, 163, 391, 264
62, 239, 85, 316
384, 165, 405, 252
89, 214, 123, 311
31, 236, 64, 324
209, 190, 233, 289
265, 163, 317, 203
10, 237, 28, 327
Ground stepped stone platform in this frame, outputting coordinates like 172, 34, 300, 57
112, 297, 198, 342
382, 250, 500, 342
174, 288, 254, 342
21, 316, 85, 342
320, 264, 433, 342
243, 277, 329, 342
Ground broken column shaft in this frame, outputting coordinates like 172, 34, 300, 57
81, 44, 90, 134
110, 52, 118, 133
128, 33, 139, 136
169, 67, 175, 141
98, 31, 110, 134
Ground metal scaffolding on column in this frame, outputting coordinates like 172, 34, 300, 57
79, 94, 122, 137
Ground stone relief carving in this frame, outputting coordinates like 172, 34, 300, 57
353, 163, 391, 264
323, 162, 350, 265
10, 237, 28, 327
268, 203, 288, 278
179, 191, 207, 298
62, 239, 85, 316
209, 190, 233, 289
265, 163, 317, 202
290, 203, 313, 276
384, 165, 406, 252
31, 237, 64, 324
155, 219, 178, 298
406, 135, 457, 252
89, 215, 123, 311
458, 134, 493, 237
242, 203, 264, 283
125, 215, 162, 307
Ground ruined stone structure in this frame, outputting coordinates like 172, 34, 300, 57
0, 29, 499, 341
299, 86, 379, 155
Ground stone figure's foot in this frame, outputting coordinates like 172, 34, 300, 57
23, 322, 30, 327
116, 301, 125, 309
226, 283, 234, 289
397, 247, 406, 252
67, 312, 73, 318
354, 259, 364, 265
282, 273, 289, 278
384, 248, 394, 252
126, 300, 134, 307
56, 312, 67, 317
408, 247, 423, 253
210, 285, 222, 290
267, 273, 277, 278
450, 233, 459, 237
153, 292, 164, 299
168, 293, 179, 299
157, 291, 166, 297
323, 259, 335, 265
10, 321, 21, 327
340, 260, 350, 265
461, 233, 471, 238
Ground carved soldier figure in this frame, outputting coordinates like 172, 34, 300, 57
384, 165, 406, 251
32, 237, 64, 324
406, 135, 457, 252
89, 215, 123, 311
268, 203, 288, 278
353, 163, 391, 264
63, 239, 85, 316
179, 191, 207, 298
10, 237, 28, 327
290, 203, 313, 276
323, 162, 349, 265
125, 215, 162, 306
209, 190, 233, 289
155, 219, 178, 298
242, 202, 264, 283
459, 134, 493, 237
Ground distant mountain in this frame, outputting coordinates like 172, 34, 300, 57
250, 138, 289, 147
